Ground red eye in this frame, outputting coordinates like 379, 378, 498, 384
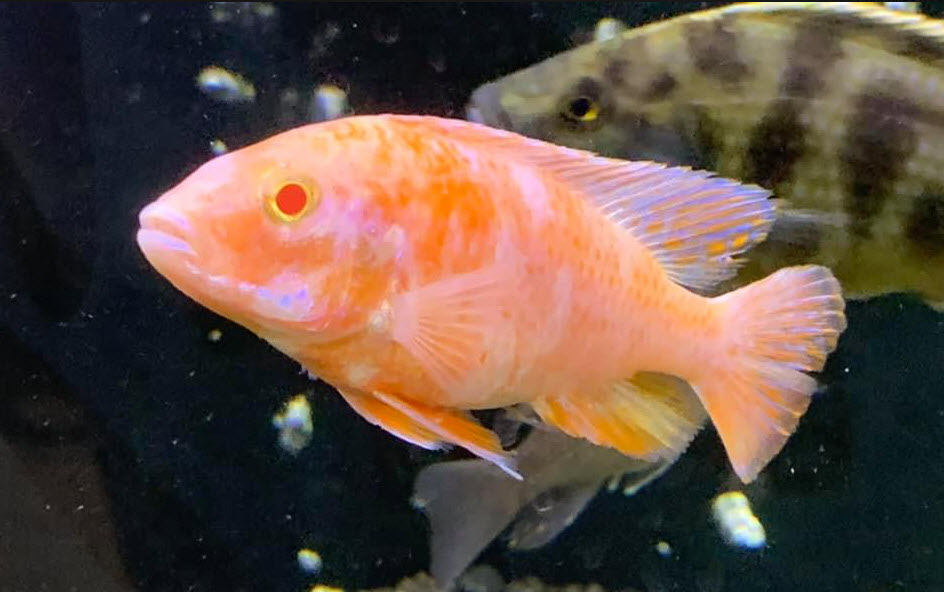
275, 183, 308, 217
262, 172, 319, 222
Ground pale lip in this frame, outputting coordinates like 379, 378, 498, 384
465, 81, 511, 129
136, 201, 197, 263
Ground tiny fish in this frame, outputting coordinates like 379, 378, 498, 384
272, 393, 314, 454
137, 115, 845, 492
296, 548, 323, 574
209, 139, 229, 156
467, 2, 944, 305
308, 84, 351, 123
712, 490, 767, 549
196, 66, 256, 104
593, 17, 626, 43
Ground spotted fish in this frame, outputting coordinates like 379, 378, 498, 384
467, 2, 944, 304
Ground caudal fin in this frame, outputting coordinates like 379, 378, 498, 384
697, 265, 846, 483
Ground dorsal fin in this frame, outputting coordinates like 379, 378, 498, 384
670, 2, 944, 66
384, 115, 774, 292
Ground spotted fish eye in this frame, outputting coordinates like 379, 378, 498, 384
562, 95, 600, 122
263, 176, 319, 223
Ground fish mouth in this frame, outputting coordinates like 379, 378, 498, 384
136, 201, 251, 324
465, 82, 513, 129
136, 201, 318, 328
136, 202, 197, 263
465, 103, 486, 124
136, 201, 204, 294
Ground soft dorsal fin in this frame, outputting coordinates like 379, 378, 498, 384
384, 115, 775, 292
676, 2, 944, 66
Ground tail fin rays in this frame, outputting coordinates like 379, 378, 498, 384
696, 265, 846, 482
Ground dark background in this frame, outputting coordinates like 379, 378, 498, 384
0, 3, 942, 591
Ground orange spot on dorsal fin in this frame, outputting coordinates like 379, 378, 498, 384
695, 265, 846, 483
530, 372, 708, 463
379, 115, 775, 293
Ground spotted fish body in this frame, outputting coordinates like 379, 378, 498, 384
467, 2, 944, 302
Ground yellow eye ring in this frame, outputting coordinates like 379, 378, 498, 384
562, 96, 600, 122
264, 179, 319, 223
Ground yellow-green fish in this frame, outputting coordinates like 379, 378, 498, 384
467, 2, 944, 304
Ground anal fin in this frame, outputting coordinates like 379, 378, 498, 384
338, 388, 444, 450
339, 388, 520, 479
373, 391, 520, 479
531, 372, 707, 461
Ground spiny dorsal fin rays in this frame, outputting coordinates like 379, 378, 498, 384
385, 115, 775, 292
681, 2, 944, 65
711, 2, 944, 35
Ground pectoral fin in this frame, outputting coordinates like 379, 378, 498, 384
507, 483, 600, 550
389, 256, 518, 400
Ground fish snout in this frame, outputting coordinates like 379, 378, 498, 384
136, 201, 197, 262
465, 82, 512, 129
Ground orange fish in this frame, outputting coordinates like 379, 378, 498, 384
136, 115, 846, 483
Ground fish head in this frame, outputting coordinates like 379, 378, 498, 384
467, 39, 697, 166
137, 123, 399, 350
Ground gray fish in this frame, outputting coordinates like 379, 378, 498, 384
412, 425, 673, 588
467, 2, 944, 305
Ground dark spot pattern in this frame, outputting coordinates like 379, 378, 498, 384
744, 20, 844, 190
602, 36, 648, 91
781, 20, 845, 98
692, 107, 721, 171
906, 192, 944, 255
745, 106, 805, 189
642, 72, 677, 101
603, 58, 630, 88
840, 84, 919, 238
799, 8, 944, 65
684, 17, 750, 88
898, 33, 944, 63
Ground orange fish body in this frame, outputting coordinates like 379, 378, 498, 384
137, 115, 846, 482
